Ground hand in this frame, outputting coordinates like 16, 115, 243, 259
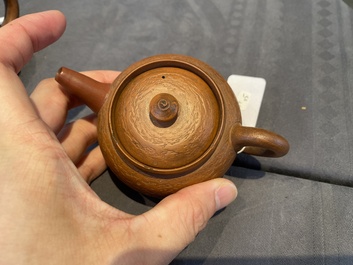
0, 11, 237, 265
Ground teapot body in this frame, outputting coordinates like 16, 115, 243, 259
56, 54, 289, 198
97, 55, 242, 197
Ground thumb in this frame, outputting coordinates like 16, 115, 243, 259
0, 11, 66, 128
0, 10, 66, 73
132, 178, 237, 264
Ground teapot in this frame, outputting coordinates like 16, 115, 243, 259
55, 54, 289, 198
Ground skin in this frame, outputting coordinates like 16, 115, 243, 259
0, 11, 237, 265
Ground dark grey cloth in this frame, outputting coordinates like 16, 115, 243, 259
16, 0, 353, 264
186, 168, 353, 264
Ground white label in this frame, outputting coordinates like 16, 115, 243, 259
0, 17, 4, 24
227, 75, 266, 128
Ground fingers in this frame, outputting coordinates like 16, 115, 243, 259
30, 70, 119, 134
30, 70, 119, 182
0, 10, 66, 73
126, 179, 237, 264
58, 114, 98, 162
76, 146, 107, 183
30, 78, 77, 134
58, 114, 107, 183
0, 11, 66, 129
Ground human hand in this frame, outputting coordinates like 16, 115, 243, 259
0, 11, 237, 265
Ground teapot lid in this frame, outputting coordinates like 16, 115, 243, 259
107, 55, 226, 176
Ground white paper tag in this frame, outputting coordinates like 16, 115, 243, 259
0, 17, 4, 24
227, 75, 266, 128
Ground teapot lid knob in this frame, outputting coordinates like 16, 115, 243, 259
150, 93, 179, 127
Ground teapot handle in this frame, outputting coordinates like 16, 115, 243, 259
232, 125, 289, 157
1, 0, 19, 27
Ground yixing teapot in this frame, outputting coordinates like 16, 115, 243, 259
55, 54, 289, 198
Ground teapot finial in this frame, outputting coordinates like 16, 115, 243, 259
149, 93, 179, 127
55, 67, 110, 113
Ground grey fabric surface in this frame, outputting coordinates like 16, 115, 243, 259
14, 0, 353, 264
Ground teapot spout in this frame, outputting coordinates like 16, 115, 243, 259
55, 67, 110, 113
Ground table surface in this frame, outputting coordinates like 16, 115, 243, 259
13, 0, 353, 263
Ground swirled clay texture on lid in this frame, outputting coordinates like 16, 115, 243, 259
111, 67, 220, 171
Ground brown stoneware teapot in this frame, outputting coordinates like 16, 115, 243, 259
55, 54, 289, 198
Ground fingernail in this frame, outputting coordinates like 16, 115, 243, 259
215, 182, 237, 211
